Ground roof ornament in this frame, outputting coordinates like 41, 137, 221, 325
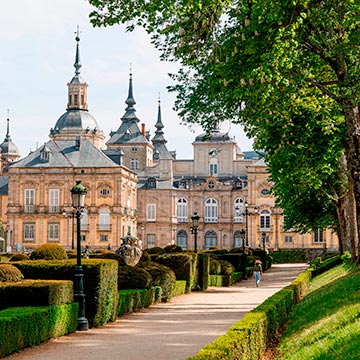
74, 25, 82, 76
125, 63, 136, 108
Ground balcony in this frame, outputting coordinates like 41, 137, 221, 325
24, 205, 36, 213
98, 224, 111, 232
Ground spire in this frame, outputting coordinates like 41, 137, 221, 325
74, 25, 82, 76
121, 66, 139, 122
5, 110, 11, 141
155, 95, 164, 131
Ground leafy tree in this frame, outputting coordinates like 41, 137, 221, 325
88, 0, 360, 261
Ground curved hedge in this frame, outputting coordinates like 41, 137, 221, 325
30, 244, 67, 260
0, 264, 24, 282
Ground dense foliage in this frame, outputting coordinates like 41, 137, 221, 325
30, 244, 68, 260
0, 264, 24, 282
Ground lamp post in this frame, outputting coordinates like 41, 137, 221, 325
262, 231, 266, 251
239, 228, 247, 280
190, 212, 200, 253
70, 180, 88, 331
244, 200, 259, 247
62, 209, 75, 250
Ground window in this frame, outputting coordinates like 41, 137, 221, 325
100, 234, 109, 242
147, 234, 156, 248
176, 230, 188, 250
24, 189, 35, 213
48, 224, 60, 242
208, 180, 215, 189
233, 230, 245, 248
177, 198, 188, 223
147, 204, 156, 222
284, 236, 293, 243
99, 188, 110, 196
74, 93, 78, 105
209, 158, 218, 176
204, 198, 218, 223
49, 189, 60, 213
260, 210, 271, 230
204, 230, 217, 249
80, 235, 86, 242
131, 147, 138, 153
313, 229, 324, 243
80, 210, 88, 231
23, 223, 35, 242
98, 209, 111, 231
234, 198, 244, 223
130, 158, 139, 171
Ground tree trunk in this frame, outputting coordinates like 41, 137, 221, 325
343, 106, 360, 263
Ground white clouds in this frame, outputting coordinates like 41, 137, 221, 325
0, 0, 253, 159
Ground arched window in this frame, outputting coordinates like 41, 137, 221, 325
98, 208, 110, 231
233, 230, 244, 248
204, 230, 217, 249
204, 198, 218, 223
209, 158, 218, 176
177, 198, 188, 223
176, 230, 188, 250
260, 210, 271, 230
234, 198, 244, 223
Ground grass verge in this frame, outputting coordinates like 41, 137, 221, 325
275, 263, 360, 360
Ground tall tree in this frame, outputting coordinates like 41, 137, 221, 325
89, 0, 360, 260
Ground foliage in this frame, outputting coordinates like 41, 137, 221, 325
145, 246, 165, 255
276, 265, 360, 359
0, 264, 24, 282
270, 250, 307, 264
218, 260, 235, 275
0, 304, 78, 358
138, 262, 176, 302
209, 257, 222, 275
88, 0, 360, 259
30, 244, 68, 260
163, 244, 183, 253
9, 253, 30, 262
118, 264, 152, 289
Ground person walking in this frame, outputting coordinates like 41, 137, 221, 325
254, 259, 263, 287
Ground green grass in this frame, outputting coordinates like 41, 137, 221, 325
275, 263, 360, 359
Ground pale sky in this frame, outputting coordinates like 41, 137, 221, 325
0, 0, 253, 159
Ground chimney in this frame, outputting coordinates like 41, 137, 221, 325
141, 123, 146, 136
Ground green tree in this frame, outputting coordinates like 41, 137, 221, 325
88, 0, 360, 261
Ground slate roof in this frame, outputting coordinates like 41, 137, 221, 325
11, 139, 120, 168
0, 176, 8, 195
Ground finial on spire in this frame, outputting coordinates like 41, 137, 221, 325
6, 109, 10, 139
125, 65, 136, 108
74, 25, 82, 75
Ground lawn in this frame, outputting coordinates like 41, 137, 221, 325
275, 263, 360, 360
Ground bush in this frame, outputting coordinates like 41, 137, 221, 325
139, 250, 151, 263
163, 244, 183, 253
9, 253, 30, 262
30, 244, 67, 260
0, 264, 24, 282
209, 258, 222, 275
146, 247, 165, 255
138, 262, 176, 302
118, 265, 152, 289
218, 260, 235, 275
90, 252, 126, 266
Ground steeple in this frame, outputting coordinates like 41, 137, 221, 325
67, 26, 88, 111
121, 69, 139, 123
0, 113, 21, 168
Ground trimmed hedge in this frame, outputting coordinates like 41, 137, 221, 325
118, 265, 153, 290
270, 250, 307, 263
310, 255, 343, 277
173, 280, 187, 297
30, 244, 67, 260
209, 272, 243, 287
0, 264, 24, 282
0, 304, 78, 358
117, 287, 162, 316
12, 259, 118, 328
0, 280, 73, 310
188, 268, 312, 359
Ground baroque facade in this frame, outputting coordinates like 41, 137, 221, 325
1, 34, 338, 253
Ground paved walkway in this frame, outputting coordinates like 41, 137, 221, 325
6, 263, 308, 360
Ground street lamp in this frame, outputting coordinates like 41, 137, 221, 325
244, 200, 258, 247
190, 212, 200, 253
262, 231, 266, 251
70, 180, 88, 331
239, 228, 247, 280
62, 209, 75, 250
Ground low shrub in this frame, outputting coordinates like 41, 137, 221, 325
30, 244, 67, 260
9, 253, 30, 262
118, 265, 152, 289
0, 264, 24, 282
209, 258, 222, 275
163, 244, 183, 253
146, 247, 165, 255
218, 260, 235, 275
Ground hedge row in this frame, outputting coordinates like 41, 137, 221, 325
0, 280, 73, 310
209, 272, 243, 287
188, 269, 312, 359
0, 304, 78, 358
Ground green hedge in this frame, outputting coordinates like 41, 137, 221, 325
0, 304, 78, 358
310, 255, 343, 277
173, 280, 187, 297
270, 250, 307, 263
188, 269, 312, 359
209, 272, 243, 287
117, 287, 162, 316
12, 259, 118, 328
0, 280, 73, 310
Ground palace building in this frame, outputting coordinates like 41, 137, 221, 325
0, 34, 338, 253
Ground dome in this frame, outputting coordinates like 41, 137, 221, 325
195, 131, 231, 142
54, 109, 100, 132
0, 139, 20, 157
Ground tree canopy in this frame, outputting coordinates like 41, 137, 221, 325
88, 0, 360, 260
